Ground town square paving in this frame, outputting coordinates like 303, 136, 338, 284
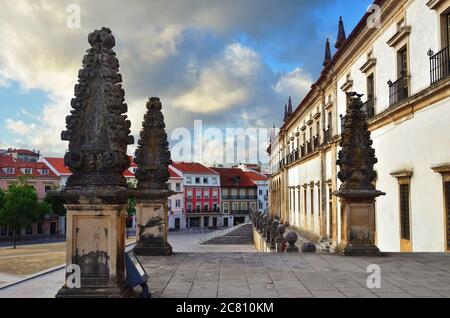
0, 231, 449, 298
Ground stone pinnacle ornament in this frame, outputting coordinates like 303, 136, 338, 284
61, 27, 134, 190
134, 97, 172, 190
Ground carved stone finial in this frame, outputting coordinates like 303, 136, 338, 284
335, 93, 385, 198
134, 97, 172, 190
285, 232, 299, 253
61, 27, 134, 190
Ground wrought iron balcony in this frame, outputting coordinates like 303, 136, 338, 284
313, 135, 320, 149
306, 141, 312, 154
429, 46, 450, 85
323, 128, 331, 144
230, 210, 250, 215
362, 99, 375, 119
222, 195, 257, 200
300, 145, 305, 157
388, 76, 410, 106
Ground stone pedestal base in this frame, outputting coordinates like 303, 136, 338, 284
56, 278, 134, 298
335, 242, 381, 256
134, 200, 172, 256
335, 198, 382, 257
56, 203, 132, 298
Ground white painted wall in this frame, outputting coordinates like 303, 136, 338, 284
373, 97, 450, 252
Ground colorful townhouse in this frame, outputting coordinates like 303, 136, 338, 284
0, 151, 63, 239
170, 162, 221, 229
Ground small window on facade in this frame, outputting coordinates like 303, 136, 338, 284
195, 177, 201, 184
186, 177, 192, 184
24, 168, 32, 175
203, 177, 208, 184
400, 184, 411, 240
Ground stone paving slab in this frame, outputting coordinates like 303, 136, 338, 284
139, 252, 450, 298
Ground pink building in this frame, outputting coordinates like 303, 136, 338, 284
0, 153, 63, 240
171, 162, 221, 229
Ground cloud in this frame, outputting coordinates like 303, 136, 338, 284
0, 0, 340, 161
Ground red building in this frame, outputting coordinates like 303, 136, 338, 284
170, 162, 221, 229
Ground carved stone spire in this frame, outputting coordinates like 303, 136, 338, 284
335, 16, 347, 50
134, 97, 172, 190
323, 38, 332, 67
336, 92, 384, 197
61, 27, 134, 190
288, 96, 293, 116
283, 104, 288, 122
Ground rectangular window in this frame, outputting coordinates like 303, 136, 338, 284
175, 200, 181, 208
203, 177, 208, 184
45, 186, 52, 193
213, 190, 218, 199
223, 203, 229, 213
195, 177, 201, 184
367, 74, 375, 100
196, 190, 202, 199
204, 190, 209, 199
303, 188, 307, 216
186, 177, 192, 184
5, 168, 14, 174
212, 177, 217, 185
187, 190, 193, 199
204, 204, 209, 212
318, 186, 321, 216
400, 184, 411, 240
398, 47, 408, 77
310, 188, 314, 215
24, 168, 32, 175
175, 183, 181, 192
187, 203, 192, 212
446, 14, 450, 47
41, 169, 49, 175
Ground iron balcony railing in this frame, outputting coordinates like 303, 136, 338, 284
313, 135, 319, 149
222, 195, 257, 200
186, 209, 221, 214
230, 210, 250, 215
323, 128, 331, 144
388, 76, 410, 106
362, 99, 375, 119
429, 46, 450, 85
306, 141, 312, 154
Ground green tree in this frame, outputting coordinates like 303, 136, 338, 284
0, 184, 43, 249
0, 188, 5, 210
44, 193, 67, 217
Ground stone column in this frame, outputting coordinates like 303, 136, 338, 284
132, 97, 174, 256
134, 196, 172, 256
333, 92, 385, 256
57, 200, 132, 297
54, 27, 135, 298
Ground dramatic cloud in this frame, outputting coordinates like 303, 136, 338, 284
0, 0, 368, 162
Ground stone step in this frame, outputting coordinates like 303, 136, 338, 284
202, 224, 253, 245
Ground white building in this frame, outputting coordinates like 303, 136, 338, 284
167, 167, 185, 230
269, 0, 450, 252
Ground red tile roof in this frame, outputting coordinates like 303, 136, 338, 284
0, 156, 58, 178
8, 149, 39, 156
169, 166, 182, 179
44, 157, 71, 175
210, 168, 256, 188
245, 171, 268, 182
171, 162, 218, 175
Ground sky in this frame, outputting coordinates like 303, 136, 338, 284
0, 0, 373, 164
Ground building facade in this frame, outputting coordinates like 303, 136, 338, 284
0, 152, 64, 239
171, 162, 222, 229
268, 0, 450, 252
212, 168, 257, 227
167, 167, 185, 230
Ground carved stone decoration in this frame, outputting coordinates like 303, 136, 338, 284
132, 97, 174, 256
334, 92, 385, 256
336, 92, 384, 197
134, 97, 172, 190
301, 242, 317, 253
276, 224, 286, 253
285, 232, 299, 253
61, 27, 134, 190
270, 219, 280, 250
55, 28, 134, 298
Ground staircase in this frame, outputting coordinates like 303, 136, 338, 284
201, 223, 253, 245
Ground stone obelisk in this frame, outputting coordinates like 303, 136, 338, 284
55, 27, 135, 297
133, 97, 174, 256
333, 92, 385, 256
